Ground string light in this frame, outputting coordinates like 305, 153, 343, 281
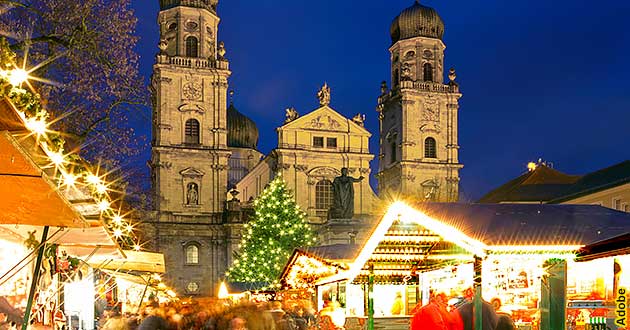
0, 41, 139, 248
98, 199, 110, 212
25, 118, 47, 136
8, 68, 28, 86
112, 215, 123, 225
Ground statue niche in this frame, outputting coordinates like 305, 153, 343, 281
186, 182, 199, 205
328, 167, 364, 220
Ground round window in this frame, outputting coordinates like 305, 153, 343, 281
168, 22, 177, 31
185, 21, 199, 31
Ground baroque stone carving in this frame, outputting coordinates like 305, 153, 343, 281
310, 115, 341, 130
423, 95, 439, 122
294, 164, 308, 172
317, 83, 331, 106
352, 113, 365, 127
182, 82, 203, 100
285, 107, 299, 123
401, 63, 413, 81
308, 166, 340, 178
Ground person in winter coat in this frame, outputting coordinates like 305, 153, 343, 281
410, 292, 452, 330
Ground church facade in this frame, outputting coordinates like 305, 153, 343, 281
147, 0, 462, 296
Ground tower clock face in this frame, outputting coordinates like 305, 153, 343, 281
182, 82, 202, 100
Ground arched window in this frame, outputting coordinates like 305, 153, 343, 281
185, 244, 199, 264
423, 63, 433, 82
315, 180, 333, 210
425, 137, 437, 158
185, 119, 200, 144
185, 36, 198, 57
393, 69, 399, 87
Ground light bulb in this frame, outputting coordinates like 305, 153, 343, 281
8, 68, 28, 86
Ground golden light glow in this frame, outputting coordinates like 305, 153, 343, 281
62, 172, 77, 187
218, 282, 229, 299
98, 199, 110, 212
25, 118, 47, 136
527, 162, 537, 172
134, 245, 142, 251
113, 229, 123, 238
95, 182, 108, 194
48, 151, 65, 166
157, 283, 167, 290
489, 245, 583, 253
86, 174, 101, 186
8, 68, 28, 86
112, 215, 123, 225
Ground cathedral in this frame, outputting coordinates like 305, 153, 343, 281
147, 0, 463, 296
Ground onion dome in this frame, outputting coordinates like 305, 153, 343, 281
390, 0, 445, 43
159, 0, 217, 12
227, 100, 259, 149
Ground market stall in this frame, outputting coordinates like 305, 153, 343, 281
0, 50, 146, 330
283, 202, 630, 330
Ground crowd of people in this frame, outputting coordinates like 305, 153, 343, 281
409, 291, 516, 330
99, 299, 326, 330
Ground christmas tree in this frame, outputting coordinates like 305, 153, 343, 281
226, 174, 317, 286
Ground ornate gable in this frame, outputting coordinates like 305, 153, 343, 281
280, 106, 370, 136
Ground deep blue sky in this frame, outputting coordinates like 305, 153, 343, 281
130, 0, 630, 201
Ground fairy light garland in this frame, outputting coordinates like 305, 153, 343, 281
0, 38, 141, 249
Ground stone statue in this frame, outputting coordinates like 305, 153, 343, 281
284, 107, 299, 123
352, 113, 365, 127
317, 83, 331, 106
158, 39, 168, 54
187, 183, 199, 205
329, 168, 364, 219
380, 81, 388, 95
218, 41, 226, 59
448, 67, 458, 87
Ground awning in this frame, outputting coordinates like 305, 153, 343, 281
89, 251, 165, 273
0, 131, 87, 228
0, 224, 122, 258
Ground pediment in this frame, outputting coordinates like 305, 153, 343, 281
178, 103, 205, 114
281, 106, 370, 135
180, 167, 205, 177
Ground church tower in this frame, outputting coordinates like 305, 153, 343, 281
150, 0, 231, 296
377, 1, 463, 202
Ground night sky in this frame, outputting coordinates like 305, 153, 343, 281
130, 0, 630, 201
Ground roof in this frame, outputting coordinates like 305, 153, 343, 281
315, 202, 630, 285
479, 161, 630, 204
550, 161, 630, 203
478, 165, 580, 203
300, 244, 361, 261
415, 203, 630, 246
575, 233, 630, 261
0, 131, 88, 228
391, 1, 445, 43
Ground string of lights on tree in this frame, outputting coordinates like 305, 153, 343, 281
0, 38, 141, 250
225, 174, 317, 289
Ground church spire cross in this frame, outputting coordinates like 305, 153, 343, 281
317, 83, 331, 106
